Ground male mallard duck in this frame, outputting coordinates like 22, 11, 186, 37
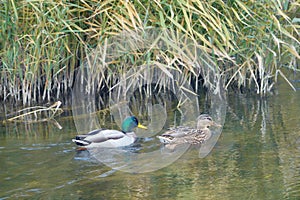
72, 116, 147, 148
157, 114, 220, 148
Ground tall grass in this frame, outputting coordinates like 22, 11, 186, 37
0, 0, 299, 105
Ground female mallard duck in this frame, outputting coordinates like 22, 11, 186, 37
157, 114, 220, 147
72, 116, 147, 148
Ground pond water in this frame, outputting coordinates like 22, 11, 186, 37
1, 82, 300, 200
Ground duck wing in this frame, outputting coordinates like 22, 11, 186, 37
72, 129, 125, 146
158, 127, 208, 144
161, 126, 194, 138
84, 130, 125, 143
74, 128, 106, 140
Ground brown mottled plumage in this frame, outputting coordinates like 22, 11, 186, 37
157, 114, 220, 148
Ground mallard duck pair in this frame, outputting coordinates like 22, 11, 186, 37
72, 114, 219, 149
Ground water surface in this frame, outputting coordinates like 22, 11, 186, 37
1, 83, 300, 199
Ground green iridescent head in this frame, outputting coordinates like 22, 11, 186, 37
121, 116, 147, 133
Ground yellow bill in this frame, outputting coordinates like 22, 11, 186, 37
137, 123, 147, 129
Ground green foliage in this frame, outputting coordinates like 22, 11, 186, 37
0, 0, 299, 104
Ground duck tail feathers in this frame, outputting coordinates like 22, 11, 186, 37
72, 139, 90, 146
157, 136, 172, 144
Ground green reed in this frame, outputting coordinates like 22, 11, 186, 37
0, 0, 299, 105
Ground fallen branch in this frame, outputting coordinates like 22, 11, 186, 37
6, 101, 63, 123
